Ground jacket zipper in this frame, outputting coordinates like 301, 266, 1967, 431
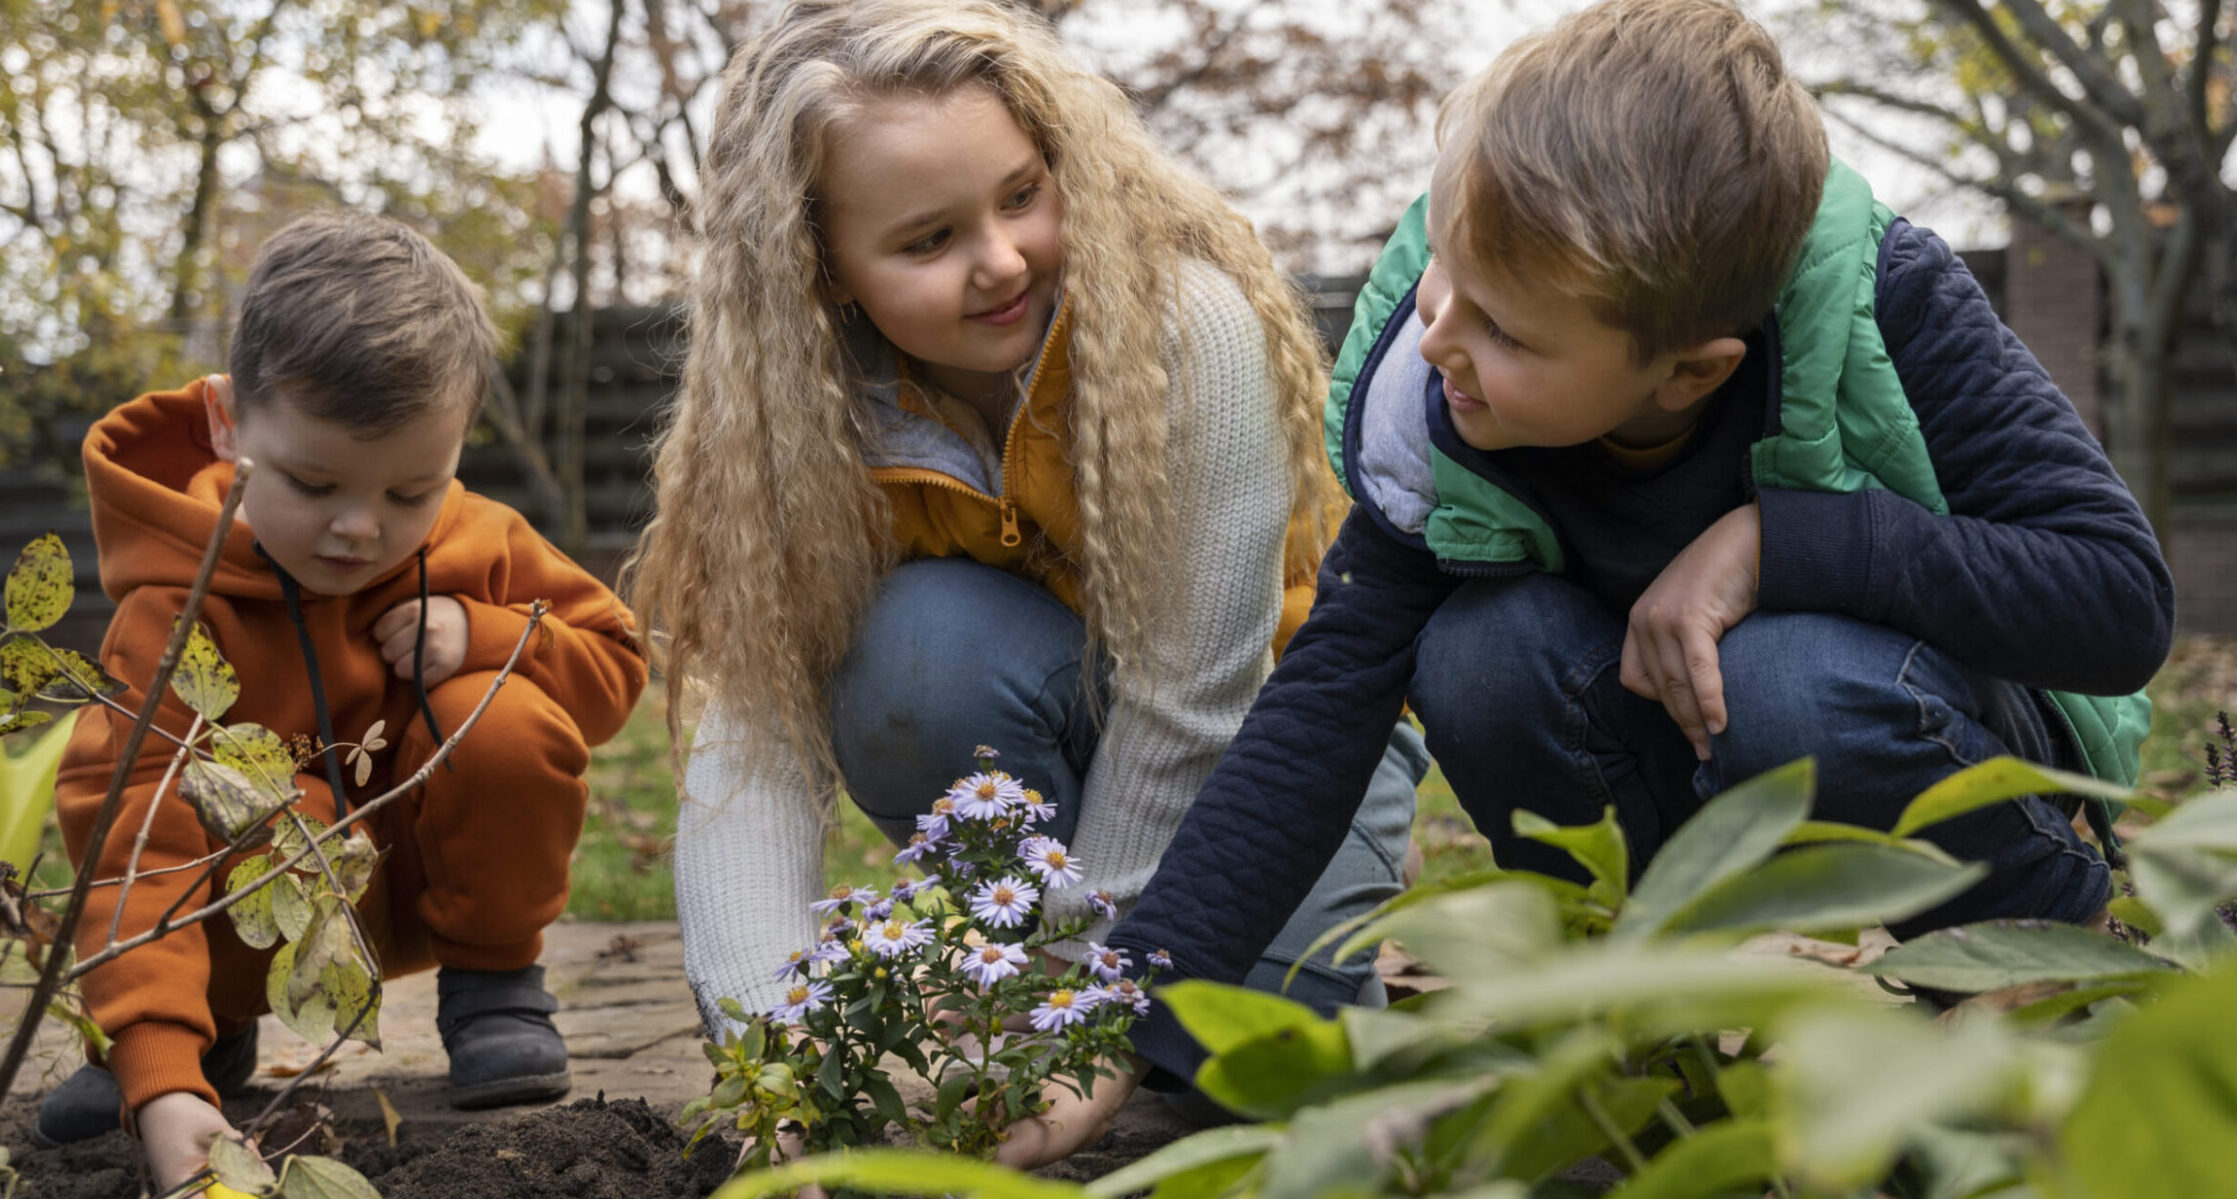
873, 324, 1051, 549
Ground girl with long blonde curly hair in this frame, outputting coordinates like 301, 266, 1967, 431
630, 0, 1426, 1156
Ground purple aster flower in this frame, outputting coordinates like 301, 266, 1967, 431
1014, 788, 1057, 825
1147, 949, 1173, 971
949, 771, 1026, 820
865, 918, 935, 959
1028, 988, 1091, 1032
807, 938, 850, 967
973, 744, 1001, 762
960, 942, 1030, 987
1083, 942, 1130, 983
772, 948, 814, 980
824, 916, 856, 940
809, 884, 876, 916
969, 876, 1040, 928
894, 830, 942, 866
1087, 890, 1119, 921
864, 898, 895, 922
891, 875, 943, 903
1086, 978, 1151, 1016
916, 797, 958, 840
770, 979, 833, 1023
1019, 836, 1083, 889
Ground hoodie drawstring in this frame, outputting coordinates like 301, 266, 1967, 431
257, 543, 452, 813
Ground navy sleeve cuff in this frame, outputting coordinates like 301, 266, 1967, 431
1755, 488, 1880, 619
1125, 994, 1207, 1093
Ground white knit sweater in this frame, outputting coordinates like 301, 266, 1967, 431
673, 261, 1294, 1032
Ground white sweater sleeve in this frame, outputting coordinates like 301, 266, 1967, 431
1042, 261, 1294, 951
671, 701, 830, 1036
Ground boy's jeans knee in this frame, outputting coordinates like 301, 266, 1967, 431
829, 556, 1418, 1008
1410, 574, 2106, 932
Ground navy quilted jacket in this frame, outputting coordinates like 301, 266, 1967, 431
1106, 219, 2175, 1086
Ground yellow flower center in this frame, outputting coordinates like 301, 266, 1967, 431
1047, 852, 1068, 868
978, 947, 1005, 964
1049, 989, 1076, 1009
976, 782, 999, 800
786, 985, 810, 1004
933, 797, 955, 815
881, 920, 905, 939
828, 885, 852, 900
993, 886, 1016, 906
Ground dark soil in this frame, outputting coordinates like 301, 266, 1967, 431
2, 1095, 738, 1199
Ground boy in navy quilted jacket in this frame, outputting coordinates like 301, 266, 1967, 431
1094, 0, 2174, 1095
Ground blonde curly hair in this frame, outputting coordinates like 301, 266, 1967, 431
625, 0, 1337, 797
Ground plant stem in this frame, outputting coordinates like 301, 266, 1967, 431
105, 715, 204, 947
0, 460, 251, 1102
1578, 1085, 1649, 1174
244, 985, 376, 1136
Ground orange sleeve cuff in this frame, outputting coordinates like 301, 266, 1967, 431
107, 1020, 217, 1112
459, 598, 534, 676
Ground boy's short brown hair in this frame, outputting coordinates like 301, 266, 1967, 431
1433, 0, 1827, 363
228, 211, 498, 436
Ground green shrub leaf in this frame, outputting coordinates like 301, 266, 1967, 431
1615, 759, 1812, 942
710, 1148, 1088, 1199
2060, 967, 2237, 1199
214, 723, 299, 801
1604, 1118, 1776, 1199
1157, 980, 1323, 1055
1084, 1125, 1283, 1198
1867, 920, 2176, 992
208, 1134, 278, 1194
1775, 1006, 2020, 1190
1665, 844, 1983, 939
1513, 806, 1628, 906
1891, 756, 2132, 839
1194, 1018, 1357, 1120
276, 1154, 383, 1199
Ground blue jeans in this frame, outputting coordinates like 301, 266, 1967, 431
1408, 573, 2108, 936
829, 558, 1426, 1010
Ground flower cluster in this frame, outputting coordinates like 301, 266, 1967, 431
684, 747, 1169, 1165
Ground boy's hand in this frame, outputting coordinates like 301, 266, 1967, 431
138, 1091, 241, 1195
995, 1059, 1141, 1170
1621, 503, 1760, 760
374, 596, 468, 688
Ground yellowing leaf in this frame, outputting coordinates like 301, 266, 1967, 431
182, 759, 283, 845
372, 1087, 403, 1146
0, 710, 54, 737
323, 952, 382, 1051
31, 645, 121, 703
272, 871, 311, 942
0, 634, 61, 697
227, 856, 282, 950
4, 534, 72, 633
328, 830, 381, 903
267, 940, 335, 1045
276, 1154, 382, 1199
207, 1134, 276, 1194
171, 621, 240, 721
214, 724, 300, 802
272, 814, 328, 863
286, 897, 353, 1012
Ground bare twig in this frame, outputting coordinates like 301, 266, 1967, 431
0, 461, 253, 1101
107, 715, 205, 947
64, 602, 549, 981
243, 988, 376, 1137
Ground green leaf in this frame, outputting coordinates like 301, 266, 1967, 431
2060, 967, 2237, 1199
275, 1154, 382, 1199
1357, 882, 1560, 984
1604, 1119, 1776, 1199
2126, 836, 2237, 950
1891, 756, 2132, 838
2007, 980, 2152, 1027
170, 620, 239, 722
1867, 920, 2176, 992
322, 951, 382, 1051
1295, 865, 1513, 976
0, 707, 73, 870
1781, 821, 1961, 866
1470, 1032, 1672, 1182
271, 814, 329, 863
1431, 944, 1849, 1037
325, 829, 380, 903
208, 1134, 278, 1193
227, 856, 282, 950
182, 758, 285, 846
1157, 980, 1323, 1055
1194, 1016, 1357, 1120
710, 1148, 1088, 1199
213, 723, 299, 802
1513, 805, 1629, 905
1665, 843, 1984, 939
1615, 759, 1813, 943
1775, 1006, 2021, 1190
43, 1001, 112, 1058
5, 533, 72, 633
1084, 1124, 1283, 1198
1261, 1077, 1504, 1199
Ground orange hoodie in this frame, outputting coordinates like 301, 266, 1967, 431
55, 380, 647, 1107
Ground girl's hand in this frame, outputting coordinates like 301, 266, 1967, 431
994, 1059, 1141, 1170
138, 1092, 242, 1195
373, 596, 468, 687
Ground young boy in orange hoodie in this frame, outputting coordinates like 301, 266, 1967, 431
38, 211, 648, 1189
